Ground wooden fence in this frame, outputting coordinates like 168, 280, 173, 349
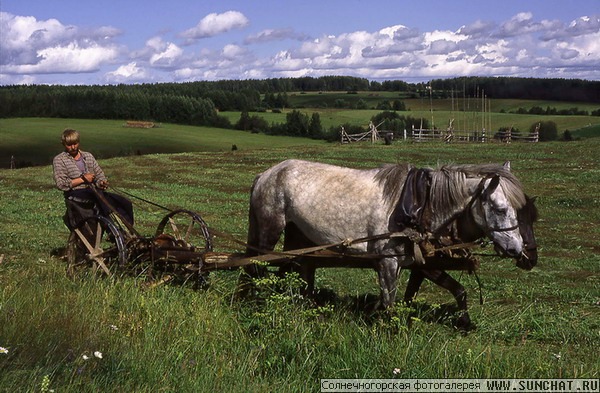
341, 123, 540, 144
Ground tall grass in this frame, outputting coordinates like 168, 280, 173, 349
1, 137, 599, 391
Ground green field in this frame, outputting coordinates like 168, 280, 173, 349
0, 116, 599, 391
2, 100, 600, 170
0, 118, 326, 168
220, 94, 600, 132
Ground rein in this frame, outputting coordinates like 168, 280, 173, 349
85, 184, 139, 238
111, 186, 173, 212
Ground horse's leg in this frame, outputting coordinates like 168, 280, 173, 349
238, 206, 285, 297
420, 269, 473, 330
244, 204, 286, 274
281, 223, 316, 296
403, 268, 426, 305
375, 257, 401, 309
299, 263, 316, 296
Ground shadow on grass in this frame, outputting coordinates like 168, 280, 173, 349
310, 287, 473, 332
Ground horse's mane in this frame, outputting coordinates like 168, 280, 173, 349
375, 163, 527, 225
374, 163, 412, 202
430, 164, 527, 213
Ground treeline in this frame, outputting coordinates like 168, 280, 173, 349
429, 77, 600, 103
2, 75, 598, 115
0, 85, 223, 126
510, 106, 597, 116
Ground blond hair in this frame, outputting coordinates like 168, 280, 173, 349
61, 128, 80, 145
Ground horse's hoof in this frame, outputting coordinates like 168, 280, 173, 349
454, 314, 476, 332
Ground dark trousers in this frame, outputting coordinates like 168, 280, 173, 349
63, 189, 134, 230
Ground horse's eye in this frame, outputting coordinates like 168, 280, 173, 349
495, 207, 508, 215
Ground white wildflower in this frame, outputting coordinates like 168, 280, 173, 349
393, 368, 401, 375
82, 354, 90, 360
109, 324, 119, 331
94, 351, 103, 359
0, 347, 8, 354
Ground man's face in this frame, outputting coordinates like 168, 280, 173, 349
64, 141, 79, 157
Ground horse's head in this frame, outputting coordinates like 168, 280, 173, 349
471, 173, 523, 258
515, 195, 538, 270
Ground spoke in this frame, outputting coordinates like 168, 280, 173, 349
94, 257, 112, 276
94, 221, 103, 249
74, 228, 95, 253
184, 220, 194, 243
168, 217, 182, 240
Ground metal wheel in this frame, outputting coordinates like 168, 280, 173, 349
66, 215, 127, 278
155, 209, 213, 253
154, 209, 213, 287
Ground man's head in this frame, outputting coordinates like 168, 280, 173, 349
61, 129, 80, 157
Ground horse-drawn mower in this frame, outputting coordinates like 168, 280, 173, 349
64, 187, 482, 286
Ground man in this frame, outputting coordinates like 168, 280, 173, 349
53, 128, 133, 230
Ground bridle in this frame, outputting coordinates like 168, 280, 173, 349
431, 174, 519, 239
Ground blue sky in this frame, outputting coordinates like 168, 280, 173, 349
1, 0, 598, 85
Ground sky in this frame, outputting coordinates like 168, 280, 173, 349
1, 0, 599, 85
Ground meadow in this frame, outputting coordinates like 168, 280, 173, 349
0, 118, 327, 169
3, 95, 599, 169
0, 118, 599, 392
218, 96, 600, 137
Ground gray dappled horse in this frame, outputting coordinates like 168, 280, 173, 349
244, 159, 530, 327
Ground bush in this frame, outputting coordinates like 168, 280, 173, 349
534, 120, 558, 141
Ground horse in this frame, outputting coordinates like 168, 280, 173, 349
243, 159, 528, 320
401, 194, 538, 329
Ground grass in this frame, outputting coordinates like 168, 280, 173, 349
0, 120, 599, 391
3, 97, 599, 169
222, 96, 600, 137
0, 118, 326, 168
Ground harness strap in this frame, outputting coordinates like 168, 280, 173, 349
473, 269, 484, 305
209, 226, 421, 260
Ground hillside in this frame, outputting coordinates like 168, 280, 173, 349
0, 118, 326, 169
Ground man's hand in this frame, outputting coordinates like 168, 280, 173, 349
97, 179, 109, 190
81, 173, 95, 183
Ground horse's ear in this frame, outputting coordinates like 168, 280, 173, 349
482, 175, 501, 199
503, 161, 511, 171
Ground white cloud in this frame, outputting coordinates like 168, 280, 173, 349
149, 42, 183, 67
428, 39, 460, 55
458, 20, 496, 37
105, 62, 150, 83
221, 44, 247, 60
180, 11, 249, 41
0, 12, 120, 75
3, 42, 119, 74
568, 15, 600, 37
497, 12, 543, 38
2, 9, 600, 84
244, 28, 309, 44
